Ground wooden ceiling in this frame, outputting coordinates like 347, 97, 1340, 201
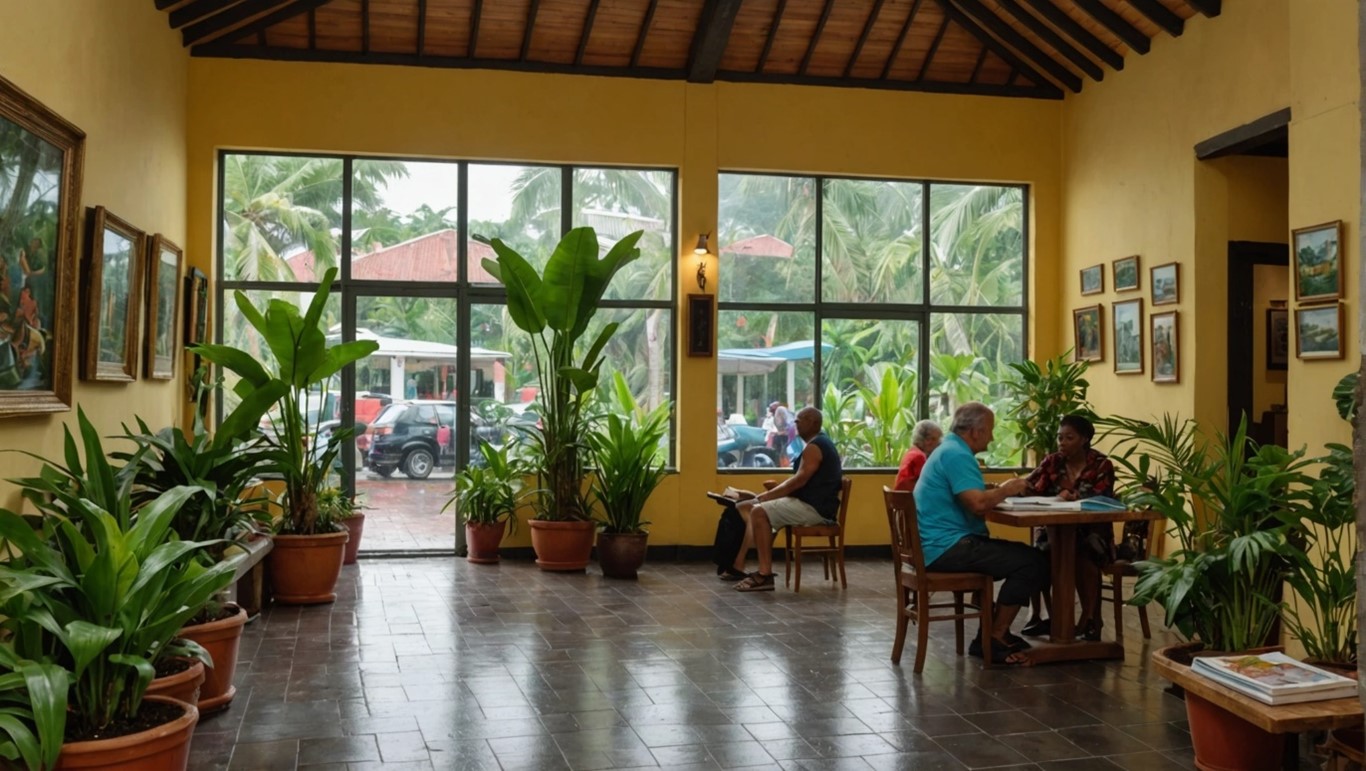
157, 0, 1221, 99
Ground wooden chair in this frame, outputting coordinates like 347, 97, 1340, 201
883, 486, 994, 673
1100, 516, 1165, 645
764, 477, 852, 592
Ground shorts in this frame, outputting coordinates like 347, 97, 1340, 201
759, 497, 829, 529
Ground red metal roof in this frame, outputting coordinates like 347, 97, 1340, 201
720, 234, 794, 259
286, 230, 498, 282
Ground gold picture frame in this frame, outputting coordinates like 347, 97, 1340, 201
82, 206, 145, 382
144, 235, 183, 380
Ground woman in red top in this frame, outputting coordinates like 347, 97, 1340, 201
1024, 414, 1115, 641
894, 420, 942, 491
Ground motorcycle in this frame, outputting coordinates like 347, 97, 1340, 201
717, 422, 778, 468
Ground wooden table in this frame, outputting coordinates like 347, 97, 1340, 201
987, 506, 1162, 664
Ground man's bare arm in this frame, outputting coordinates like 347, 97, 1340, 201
957, 477, 1029, 516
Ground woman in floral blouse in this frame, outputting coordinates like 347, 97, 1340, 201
1024, 414, 1115, 641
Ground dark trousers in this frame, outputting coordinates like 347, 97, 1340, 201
928, 534, 1049, 608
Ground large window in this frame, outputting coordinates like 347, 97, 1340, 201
718, 173, 1027, 469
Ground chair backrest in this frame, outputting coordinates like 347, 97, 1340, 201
883, 486, 926, 577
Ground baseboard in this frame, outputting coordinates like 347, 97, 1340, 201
474, 544, 893, 562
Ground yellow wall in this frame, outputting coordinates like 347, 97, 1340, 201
0, 0, 188, 510
185, 59, 1064, 547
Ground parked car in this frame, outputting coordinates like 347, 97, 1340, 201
717, 421, 777, 468
364, 400, 504, 479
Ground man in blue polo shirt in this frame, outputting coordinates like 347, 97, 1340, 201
915, 402, 1049, 666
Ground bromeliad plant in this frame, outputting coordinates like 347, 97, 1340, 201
588, 373, 671, 535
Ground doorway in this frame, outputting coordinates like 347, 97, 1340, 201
1227, 242, 1289, 446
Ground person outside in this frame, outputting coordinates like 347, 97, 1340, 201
1022, 414, 1116, 641
914, 402, 1049, 666
766, 401, 796, 466
894, 419, 943, 492
726, 407, 843, 592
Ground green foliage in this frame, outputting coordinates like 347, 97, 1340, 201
190, 268, 378, 535
589, 374, 671, 535
847, 364, 918, 466
481, 227, 641, 521
316, 487, 362, 531
1333, 370, 1358, 423
0, 642, 69, 771
1001, 353, 1093, 464
445, 441, 525, 530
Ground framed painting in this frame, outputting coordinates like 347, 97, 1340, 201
1080, 264, 1104, 296
1295, 303, 1345, 360
1113, 255, 1140, 292
1113, 298, 1144, 374
1150, 262, 1179, 305
1072, 305, 1103, 362
687, 294, 714, 357
184, 267, 208, 346
144, 235, 183, 380
1292, 220, 1344, 303
1266, 308, 1289, 371
1151, 311, 1179, 383
0, 73, 85, 417
82, 206, 144, 382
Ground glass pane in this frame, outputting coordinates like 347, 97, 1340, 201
572, 168, 674, 302
821, 179, 923, 304
349, 160, 459, 282
928, 312, 1025, 466
821, 318, 920, 468
221, 154, 343, 282
928, 184, 1024, 307
717, 174, 817, 304
468, 164, 561, 280
716, 310, 815, 469
469, 303, 536, 451
218, 288, 341, 424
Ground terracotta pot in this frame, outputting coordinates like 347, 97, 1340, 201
268, 531, 349, 604
465, 521, 506, 564
527, 519, 595, 571
597, 532, 648, 579
342, 513, 365, 565
179, 603, 247, 713
1184, 691, 1281, 771
55, 696, 198, 770
146, 658, 204, 708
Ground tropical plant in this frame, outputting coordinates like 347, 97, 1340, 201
1104, 414, 1318, 653
481, 227, 642, 521
1001, 352, 1093, 464
0, 642, 68, 771
588, 374, 671, 535
848, 364, 918, 466
316, 486, 363, 529
190, 267, 379, 535
445, 441, 525, 529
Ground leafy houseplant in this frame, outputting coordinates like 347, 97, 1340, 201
318, 486, 367, 565
588, 378, 671, 579
446, 441, 525, 564
482, 227, 642, 570
1001, 353, 1093, 464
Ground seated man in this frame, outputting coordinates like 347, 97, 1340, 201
914, 402, 1049, 666
726, 407, 843, 592
894, 419, 943, 492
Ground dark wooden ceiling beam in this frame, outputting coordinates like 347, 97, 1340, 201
881, 0, 923, 79
520, 0, 540, 61
916, 16, 950, 80
185, 0, 329, 46
933, 0, 1060, 91
969, 46, 989, 83
307, 6, 316, 48
156, 0, 184, 9
169, 0, 239, 29
575, 0, 601, 66
844, 0, 886, 78
688, 0, 742, 82
723, 63, 1060, 98
469, 0, 482, 57
950, 0, 1080, 92
1073, 0, 1149, 54
361, 0, 370, 53
1184, 0, 1220, 17
799, 0, 836, 76
416, 0, 426, 56
1127, 0, 1182, 36
997, 0, 1102, 80
757, 0, 788, 72
1022, 0, 1122, 70
630, 0, 658, 67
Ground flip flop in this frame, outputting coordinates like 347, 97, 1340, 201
734, 572, 775, 592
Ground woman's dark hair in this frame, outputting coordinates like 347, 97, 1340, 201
1059, 414, 1096, 445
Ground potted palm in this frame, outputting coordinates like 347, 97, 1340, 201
481, 227, 642, 570
588, 374, 671, 579
445, 441, 524, 564
191, 267, 379, 603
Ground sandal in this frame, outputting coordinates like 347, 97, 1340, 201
718, 567, 749, 581
968, 636, 1031, 666
734, 572, 775, 592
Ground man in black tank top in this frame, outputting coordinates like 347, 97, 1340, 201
726, 407, 843, 592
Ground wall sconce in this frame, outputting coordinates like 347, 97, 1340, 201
694, 233, 710, 292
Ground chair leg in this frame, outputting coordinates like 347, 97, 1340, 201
1111, 575, 1125, 647
980, 584, 993, 670
784, 527, 793, 587
1138, 601, 1152, 639
892, 586, 911, 664
954, 592, 965, 655
836, 547, 847, 589
793, 539, 803, 593
914, 587, 931, 674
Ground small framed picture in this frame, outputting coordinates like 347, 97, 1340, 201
1072, 305, 1104, 362
82, 206, 145, 382
1113, 298, 1144, 374
1292, 220, 1344, 303
1080, 264, 1104, 296
687, 293, 714, 358
1150, 311, 1179, 383
1150, 262, 1179, 305
1113, 255, 1140, 292
143, 235, 183, 380
1266, 308, 1289, 371
1295, 303, 1345, 360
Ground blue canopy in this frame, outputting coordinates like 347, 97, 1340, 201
717, 340, 834, 376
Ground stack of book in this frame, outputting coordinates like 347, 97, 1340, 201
1191, 652, 1357, 705
998, 495, 1127, 512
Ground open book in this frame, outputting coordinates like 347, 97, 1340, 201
1191, 652, 1357, 705
707, 487, 756, 505
998, 495, 1127, 512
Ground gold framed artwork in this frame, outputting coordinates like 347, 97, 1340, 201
82, 206, 145, 382
1292, 220, 1344, 304
144, 235, 183, 380
1072, 305, 1103, 362
1151, 311, 1178, 383
1295, 303, 1345, 360
1113, 255, 1140, 292
1150, 262, 1179, 305
1080, 264, 1104, 296
1113, 298, 1144, 374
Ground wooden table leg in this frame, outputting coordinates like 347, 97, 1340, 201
1047, 524, 1077, 644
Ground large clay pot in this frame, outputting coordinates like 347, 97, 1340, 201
597, 532, 648, 579
342, 513, 366, 565
268, 531, 349, 604
1184, 691, 1281, 771
465, 521, 506, 564
179, 603, 247, 713
527, 519, 595, 571
145, 658, 204, 708
55, 696, 198, 770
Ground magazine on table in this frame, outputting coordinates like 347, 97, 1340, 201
1191, 652, 1357, 705
998, 495, 1127, 512
707, 487, 756, 505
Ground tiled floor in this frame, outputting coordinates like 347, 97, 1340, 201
355, 473, 456, 552
187, 558, 1309, 770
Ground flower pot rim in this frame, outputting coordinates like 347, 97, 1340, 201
59, 695, 198, 757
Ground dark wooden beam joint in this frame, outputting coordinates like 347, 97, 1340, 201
1184, 0, 1220, 18
1022, 0, 1123, 71
952, 0, 1082, 92
1073, 0, 1149, 54
1127, 0, 1183, 36
169, 0, 239, 30
185, 0, 331, 47
1194, 107, 1292, 160
688, 0, 742, 83
997, 0, 1102, 81
933, 0, 1062, 95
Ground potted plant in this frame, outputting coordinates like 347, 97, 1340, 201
587, 373, 671, 579
1104, 414, 1318, 771
191, 267, 379, 603
481, 227, 642, 570
445, 440, 524, 564
318, 487, 367, 565
1001, 352, 1093, 464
